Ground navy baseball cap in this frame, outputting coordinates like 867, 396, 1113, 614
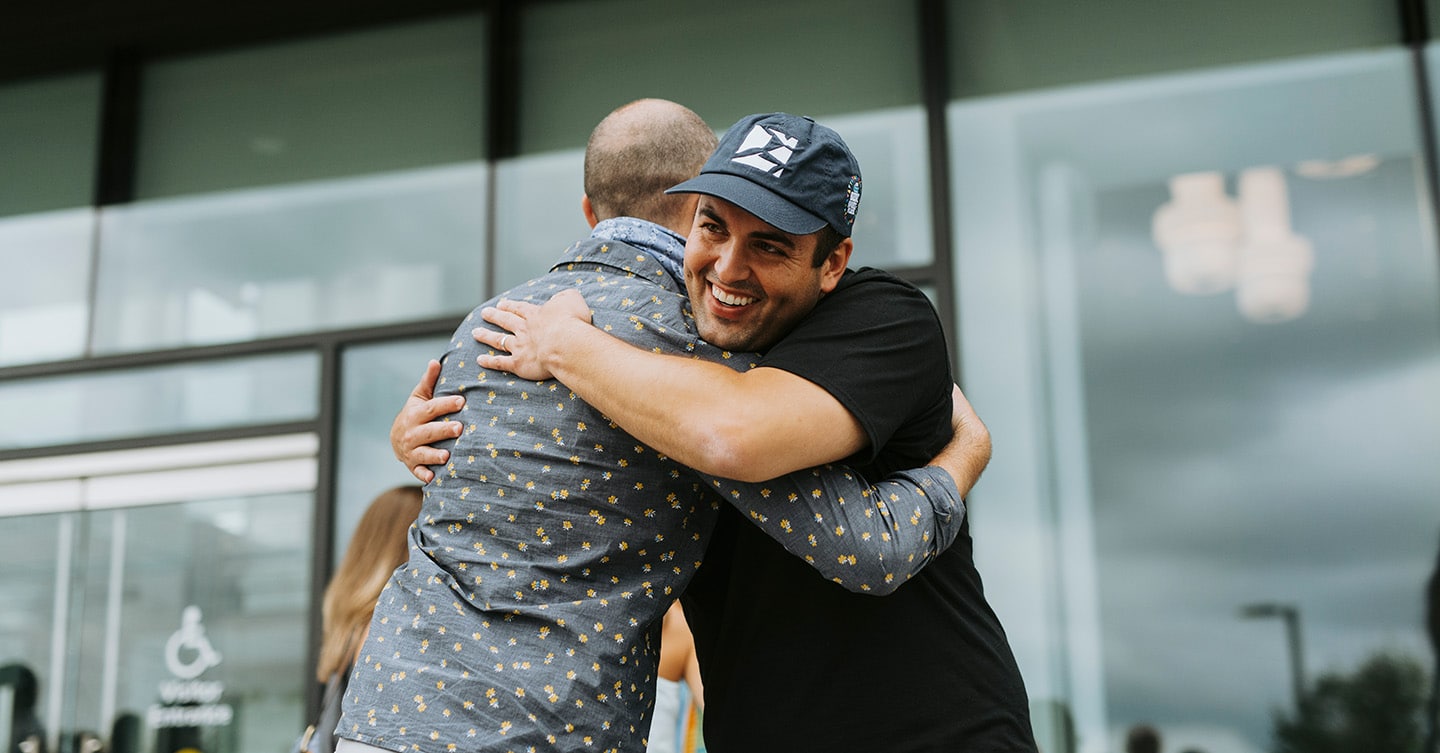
666, 112, 862, 237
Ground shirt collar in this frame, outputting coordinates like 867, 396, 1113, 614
589, 217, 688, 285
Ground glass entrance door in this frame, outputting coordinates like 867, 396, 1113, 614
0, 435, 317, 753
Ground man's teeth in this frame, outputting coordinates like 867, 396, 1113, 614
712, 286, 757, 306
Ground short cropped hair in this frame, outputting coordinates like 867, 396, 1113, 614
584, 100, 718, 230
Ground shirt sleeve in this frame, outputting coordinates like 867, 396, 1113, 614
757, 269, 955, 475
700, 463, 965, 596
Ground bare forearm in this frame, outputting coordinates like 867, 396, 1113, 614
539, 317, 760, 471
932, 383, 992, 499
541, 318, 864, 481
930, 428, 991, 499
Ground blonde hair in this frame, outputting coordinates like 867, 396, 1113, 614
316, 485, 423, 681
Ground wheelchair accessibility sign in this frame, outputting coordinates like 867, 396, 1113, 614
147, 606, 234, 729
166, 606, 222, 679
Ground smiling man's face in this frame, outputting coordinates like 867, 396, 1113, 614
683, 196, 848, 353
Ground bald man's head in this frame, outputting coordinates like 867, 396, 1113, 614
583, 99, 717, 234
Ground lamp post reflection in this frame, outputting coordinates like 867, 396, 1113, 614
1240, 602, 1306, 709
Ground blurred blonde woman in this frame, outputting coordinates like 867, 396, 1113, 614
300, 485, 422, 753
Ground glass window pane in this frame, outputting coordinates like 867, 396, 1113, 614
93, 166, 487, 353
947, 0, 1399, 98
830, 108, 934, 270
136, 15, 487, 198
518, 0, 920, 154
950, 50, 1440, 753
492, 150, 588, 293
0, 209, 94, 366
332, 337, 448, 565
0, 72, 101, 217
0, 352, 319, 450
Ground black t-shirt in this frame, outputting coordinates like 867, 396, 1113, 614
683, 268, 1038, 753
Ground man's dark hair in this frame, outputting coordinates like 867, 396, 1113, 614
584, 99, 717, 232
810, 224, 846, 267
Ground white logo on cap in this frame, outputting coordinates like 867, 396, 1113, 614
731, 125, 798, 177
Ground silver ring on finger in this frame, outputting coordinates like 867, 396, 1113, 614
500, 334, 510, 350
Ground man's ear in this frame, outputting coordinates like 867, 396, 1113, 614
581, 194, 600, 229
818, 237, 853, 294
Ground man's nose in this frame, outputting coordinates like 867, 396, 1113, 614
710, 241, 747, 282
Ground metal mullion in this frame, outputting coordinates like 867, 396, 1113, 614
482, 0, 523, 302
0, 421, 318, 464
302, 339, 342, 721
86, 49, 141, 360
0, 315, 459, 382
918, 0, 960, 378
1401, 0, 1440, 271
91, 49, 139, 209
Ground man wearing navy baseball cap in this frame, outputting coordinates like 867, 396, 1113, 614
409, 111, 1038, 751
662, 112, 866, 356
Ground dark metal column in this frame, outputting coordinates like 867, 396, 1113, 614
918, 0, 960, 377
482, 0, 523, 301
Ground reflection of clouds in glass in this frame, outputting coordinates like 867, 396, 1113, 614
94, 163, 488, 354
0, 354, 319, 451
0, 208, 94, 366
1082, 163, 1440, 752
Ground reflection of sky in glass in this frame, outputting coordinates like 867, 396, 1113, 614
492, 149, 588, 294
0, 352, 318, 451
824, 108, 934, 270
1081, 156, 1440, 752
93, 163, 487, 355
0, 208, 94, 365
333, 337, 449, 567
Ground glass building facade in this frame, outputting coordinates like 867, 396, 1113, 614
2, 2, 1438, 752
